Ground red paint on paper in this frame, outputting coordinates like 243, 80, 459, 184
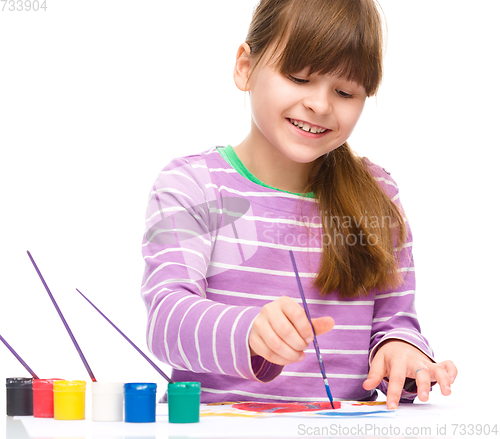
233, 401, 340, 413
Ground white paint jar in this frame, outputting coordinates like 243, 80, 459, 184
91, 382, 124, 421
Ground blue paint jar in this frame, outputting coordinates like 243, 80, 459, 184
124, 383, 156, 423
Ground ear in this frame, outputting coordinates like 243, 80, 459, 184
233, 43, 252, 92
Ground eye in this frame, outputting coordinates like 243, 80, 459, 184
336, 89, 354, 99
287, 75, 309, 84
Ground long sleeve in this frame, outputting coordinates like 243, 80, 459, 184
140, 155, 279, 382
368, 165, 435, 401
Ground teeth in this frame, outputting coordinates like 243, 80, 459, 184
290, 119, 326, 134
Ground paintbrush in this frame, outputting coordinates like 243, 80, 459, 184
76, 288, 172, 383
0, 334, 39, 379
289, 250, 334, 409
27, 251, 97, 382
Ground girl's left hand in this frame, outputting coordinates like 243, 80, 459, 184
362, 340, 458, 409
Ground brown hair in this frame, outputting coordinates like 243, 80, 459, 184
246, 0, 408, 298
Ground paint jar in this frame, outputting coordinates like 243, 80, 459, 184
33, 378, 63, 418
53, 380, 86, 420
92, 381, 124, 422
6, 377, 33, 416
167, 381, 200, 423
124, 382, 156, 423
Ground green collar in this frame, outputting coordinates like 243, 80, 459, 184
216, 145, 315, 198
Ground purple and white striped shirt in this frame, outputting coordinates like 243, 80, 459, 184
141, 146, 434, 403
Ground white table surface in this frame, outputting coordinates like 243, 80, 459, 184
3, 390, 499, 439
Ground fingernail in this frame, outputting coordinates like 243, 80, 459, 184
306, 337, 313, 343
421, 391, 428, 399
387, 403, 397, 410
450, 376, 455, 384
445, 386, 452, 393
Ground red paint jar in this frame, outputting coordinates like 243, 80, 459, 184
33, 379, 62, 418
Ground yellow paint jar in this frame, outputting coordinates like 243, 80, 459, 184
53, 380, 86, 420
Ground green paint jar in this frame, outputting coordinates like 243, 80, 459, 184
167, 382, 200, 423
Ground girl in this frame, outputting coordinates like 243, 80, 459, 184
141, 0, 457, 409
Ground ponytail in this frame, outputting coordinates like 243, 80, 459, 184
304, 143, 407, 298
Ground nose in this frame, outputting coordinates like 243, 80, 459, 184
302, 85, 333, 115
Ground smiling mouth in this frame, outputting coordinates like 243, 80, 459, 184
288, 118, 329, 134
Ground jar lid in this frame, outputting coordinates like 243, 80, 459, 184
32, 379, 63, 390
124, 382, 157, 394
91, 381, 124, 393
6, 377, 32, 387
53, 380, 86, 391
168, 381, 201, 395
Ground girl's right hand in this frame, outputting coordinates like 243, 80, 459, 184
249, 296, 335, 365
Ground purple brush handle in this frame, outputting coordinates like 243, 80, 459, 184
288, 250, 326, 372
76, 288, 172, 383
289, 250, 334, 409
27, 251, 96, 382
0, 334, 39, 379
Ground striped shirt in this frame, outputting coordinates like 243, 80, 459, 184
141, 146, 434, 403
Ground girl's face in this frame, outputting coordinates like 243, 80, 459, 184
235, 44, 367, 165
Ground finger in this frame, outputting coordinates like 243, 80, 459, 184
258, 318, 306, 363
386, 362, 407, 410
414, 365, 431, 402
278, 297, 316, 345
311, 316, 335, 336
428, 362, 452, 396
250, 331, 302, 366
363, 352, 386, 391
251, 316, 301, 364
439, 360, 458, 384
268, 305, 311, 352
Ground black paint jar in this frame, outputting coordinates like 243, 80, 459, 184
6, 377, 33, 416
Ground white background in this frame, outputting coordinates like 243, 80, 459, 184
0, 0, 499, 429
